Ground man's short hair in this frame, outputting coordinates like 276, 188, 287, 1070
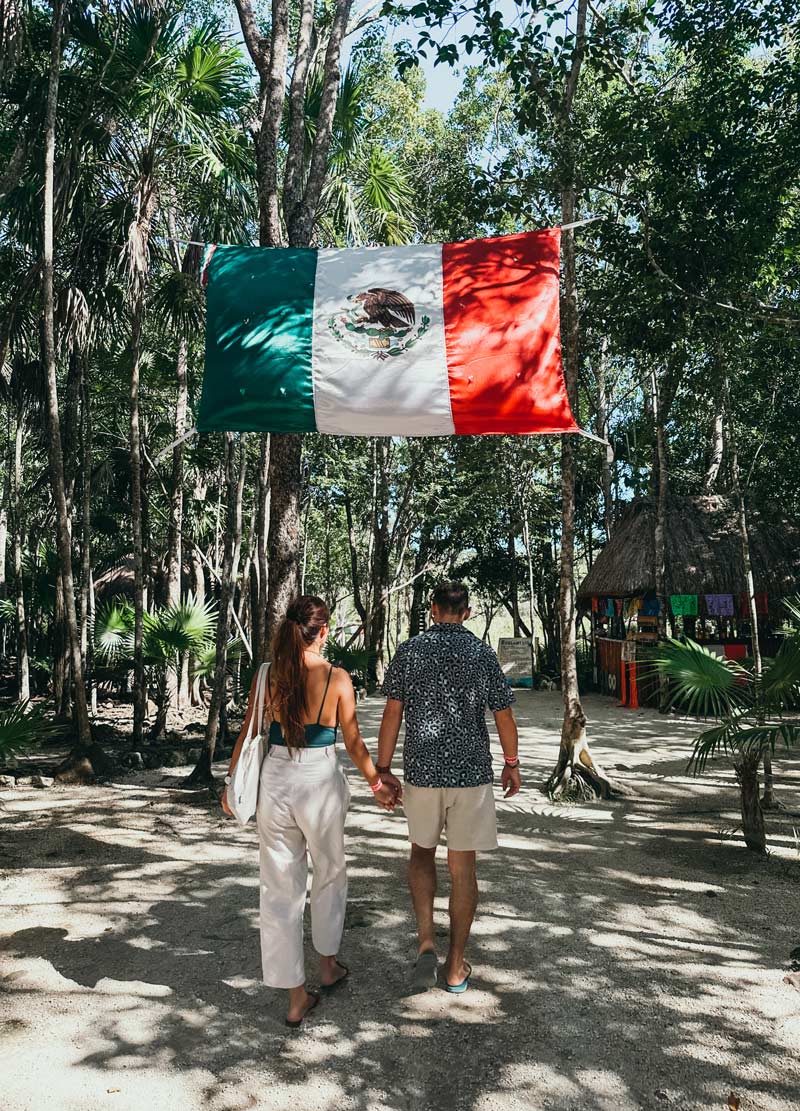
432, 581, 469, 615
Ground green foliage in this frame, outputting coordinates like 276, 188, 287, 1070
0, 700, 62, 763
654, 638, 744, 719
191, 636, 244, 681
316, 62, 415, 246
94, 595, 218, 674
2, 0, 800, 750
654, 638, 800, 775
324, 640, 373, 687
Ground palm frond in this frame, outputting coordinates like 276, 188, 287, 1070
783, 594, 800, 629
690, 714, 800, 774
94, 599, 134, 662
140, 596, 217, 668
654, 638, 748, 717
0, 700, 62, 762
166, 594, 217, 644
760, 636, 800, 702
191, 636, 243, 680
149, 270, 204, 335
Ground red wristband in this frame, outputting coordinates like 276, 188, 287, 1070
504, 756, 519, 767
369, 777, 384, 792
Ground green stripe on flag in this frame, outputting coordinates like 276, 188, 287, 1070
198, 244, 317, 433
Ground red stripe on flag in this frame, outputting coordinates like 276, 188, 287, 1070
442, 229, 577, 435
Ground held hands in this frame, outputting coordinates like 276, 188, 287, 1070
372, 782, 399, 811
501, 764, 522, 798
379, 771, 403, 801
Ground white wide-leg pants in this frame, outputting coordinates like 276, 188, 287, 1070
256, 745, 350, 989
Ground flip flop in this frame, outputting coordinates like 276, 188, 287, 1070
445, 962, 472, 994
285, 990, 320, 1028
412, 950, 438, 990
320, 962, 350, 993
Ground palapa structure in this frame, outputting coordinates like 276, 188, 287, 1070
578, 495, 800, 609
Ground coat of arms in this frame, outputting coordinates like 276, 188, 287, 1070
327, 288, 431, 360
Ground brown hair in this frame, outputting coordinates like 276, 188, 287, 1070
269, 595, 330, 748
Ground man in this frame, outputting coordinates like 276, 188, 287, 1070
376, 581, 521, 993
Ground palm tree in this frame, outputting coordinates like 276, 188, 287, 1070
0, 700, 62, 765
80, 12, 252, 746
655, 626, 800, 854
312, 64, 415, 246
94, 594, 218, 740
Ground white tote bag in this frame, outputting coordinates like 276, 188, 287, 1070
226, 662, 270, 826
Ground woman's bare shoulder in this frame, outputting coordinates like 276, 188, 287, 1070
330, 665, 354, 691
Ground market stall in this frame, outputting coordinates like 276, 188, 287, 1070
578, 496, 800, 708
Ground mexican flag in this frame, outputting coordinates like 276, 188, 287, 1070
198, 228, 577, 437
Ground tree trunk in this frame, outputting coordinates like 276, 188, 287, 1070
189, 434, 246, 784
409, 520, 433, 638
166, 335, 188, 609
522, 510, 537, 680
596, 336, 614, 540
79, 358, 92, 674
368, 438, 391, 682
651, 367, 670, 712
266, 432, 302, 646
1, 421, 10, 606
0, 436, 9, 659
547, 183, 621, 800
235, 0, 353, 649
725, 379, 772, 805
255, 433, 270, 661
128, 179, 157, 747
53, 573, 70, 716
189, 546, 206, 706
703, 407, 724, 494
508, 520, 521, 637
41, 0, 91, 746
344, 490, 367, 630
734, 755, 766, 853
12, 412, 29, 701
130, 284, 147, 744
162, 333, 188, 727
89, 570, 98, 716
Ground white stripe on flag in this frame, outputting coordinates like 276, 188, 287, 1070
311, 245, 455, 436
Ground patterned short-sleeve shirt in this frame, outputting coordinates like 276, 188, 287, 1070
382, 622, 515, 788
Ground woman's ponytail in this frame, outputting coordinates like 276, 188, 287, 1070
269, 596, 330, 749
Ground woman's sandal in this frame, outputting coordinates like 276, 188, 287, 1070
412, 950, 438, 991
285, 990, 320, 1028
319, 962, 350, 993
444, 962, 472, 995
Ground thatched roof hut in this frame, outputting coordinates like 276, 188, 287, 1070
94, 557, 137, 599
578, 496, 800, 606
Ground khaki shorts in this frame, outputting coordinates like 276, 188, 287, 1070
402, 783, 498, 852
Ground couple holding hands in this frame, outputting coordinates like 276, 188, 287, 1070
223, 581, 521, 1027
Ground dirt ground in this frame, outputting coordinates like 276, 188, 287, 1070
1, 691, 799, 1111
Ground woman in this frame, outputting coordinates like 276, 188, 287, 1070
223, 596, 396, 1028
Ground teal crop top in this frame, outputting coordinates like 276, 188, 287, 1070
267, 664, 338, 748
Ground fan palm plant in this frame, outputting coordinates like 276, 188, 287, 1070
655, 626, 800, 853
0, 700, 63, 765
94, 594, 218, 739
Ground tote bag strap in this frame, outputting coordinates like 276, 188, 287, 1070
246, 662, 270, 743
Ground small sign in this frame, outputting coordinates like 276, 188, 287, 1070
498, 637, 534, 682
621, 639, 637, 662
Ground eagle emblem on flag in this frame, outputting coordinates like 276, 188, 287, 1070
327, 287, 431, 360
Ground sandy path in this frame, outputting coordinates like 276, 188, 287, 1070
1, 692, 799, 1111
